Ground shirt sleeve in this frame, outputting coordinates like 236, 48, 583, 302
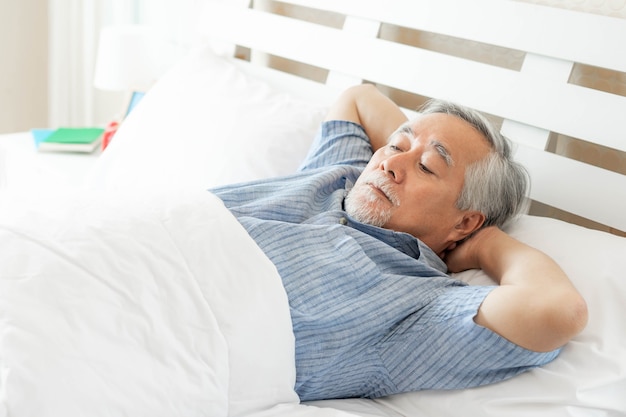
375, 285, 561, 397
298, 120, 373, 172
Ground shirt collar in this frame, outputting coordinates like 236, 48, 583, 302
343, 214, 447, 273
341, 175, 447, 273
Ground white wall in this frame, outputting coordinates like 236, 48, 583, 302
0, 0, 48, 133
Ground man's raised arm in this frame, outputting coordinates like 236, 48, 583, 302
325, 84, 408, 152
445, 226, 588, 352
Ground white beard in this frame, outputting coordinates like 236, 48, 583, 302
344, 173, 399, 227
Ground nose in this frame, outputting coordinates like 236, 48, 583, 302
379, 153, 406, 183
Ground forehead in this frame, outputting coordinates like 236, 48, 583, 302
401, 112, 491, 163
406, 112, 482, 138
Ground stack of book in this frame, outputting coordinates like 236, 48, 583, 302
33, 127, 105, 153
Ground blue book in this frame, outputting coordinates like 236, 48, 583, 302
31, 129, 55, 149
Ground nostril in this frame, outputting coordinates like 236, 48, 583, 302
380, 160, 396, 180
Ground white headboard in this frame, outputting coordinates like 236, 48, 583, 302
197, 0, 626, 235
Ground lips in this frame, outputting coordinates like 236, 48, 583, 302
364, 176, 399, 206
369, 183, 392, 203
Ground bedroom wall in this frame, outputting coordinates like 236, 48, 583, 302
0, 0, 48, 134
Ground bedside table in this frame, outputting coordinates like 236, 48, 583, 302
0, 131, 101, 190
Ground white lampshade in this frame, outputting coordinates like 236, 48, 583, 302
93, 26, 160, 92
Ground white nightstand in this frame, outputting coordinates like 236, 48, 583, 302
0, 131, 101, 191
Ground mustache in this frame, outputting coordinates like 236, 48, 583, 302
360, 173, 400, 206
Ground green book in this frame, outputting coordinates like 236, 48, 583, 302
38, 127, 105, 153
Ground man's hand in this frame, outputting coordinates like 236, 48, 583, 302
444, 226, 588, 352
443, 226, 499, 273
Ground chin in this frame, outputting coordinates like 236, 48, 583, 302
344, 189, 392, 228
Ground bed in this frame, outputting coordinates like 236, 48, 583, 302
1, 0, 625, 416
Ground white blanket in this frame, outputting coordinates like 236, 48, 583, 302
0, 189, 359, 417
3, 188, 625, 417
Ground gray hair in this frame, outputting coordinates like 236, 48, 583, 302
418, 99, 529, 228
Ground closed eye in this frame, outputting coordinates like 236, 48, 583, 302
420, 163, 434, 174
388, 144, 404, 152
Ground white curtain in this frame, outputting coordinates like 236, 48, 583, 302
48, 0, 197, 128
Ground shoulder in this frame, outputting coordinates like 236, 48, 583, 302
299, 120, 372, 171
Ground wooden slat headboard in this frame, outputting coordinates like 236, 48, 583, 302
197, 0, 626, 234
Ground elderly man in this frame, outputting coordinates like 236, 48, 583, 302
211, 84, 587, 401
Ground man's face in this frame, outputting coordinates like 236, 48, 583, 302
344, 112, 491, 255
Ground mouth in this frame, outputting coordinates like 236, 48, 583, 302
366, 181, 398, 206
368, 184, 391, 202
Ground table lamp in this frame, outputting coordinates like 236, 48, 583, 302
93, 25, 159, 149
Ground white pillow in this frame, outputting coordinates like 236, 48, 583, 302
86, 47, 328, 190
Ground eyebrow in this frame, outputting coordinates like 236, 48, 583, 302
431, 140, 454, 167
395, 125, 454, 167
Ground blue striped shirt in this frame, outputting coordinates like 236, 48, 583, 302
211, 121, 559, 401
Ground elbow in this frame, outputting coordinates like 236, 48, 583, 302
564, 292, 588, 338
542, 291, 588, 351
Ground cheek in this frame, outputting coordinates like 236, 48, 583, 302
363, 154, 383, 172
353, 158, 382, 188
398, 186, 457, 223
407, 179, 459, 204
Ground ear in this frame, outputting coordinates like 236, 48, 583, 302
453, 211, 485, 241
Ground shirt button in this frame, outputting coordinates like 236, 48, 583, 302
339, 217, 348, 225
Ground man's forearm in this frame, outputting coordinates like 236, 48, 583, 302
448, 227, 588, 352
324, 84, 407, 151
